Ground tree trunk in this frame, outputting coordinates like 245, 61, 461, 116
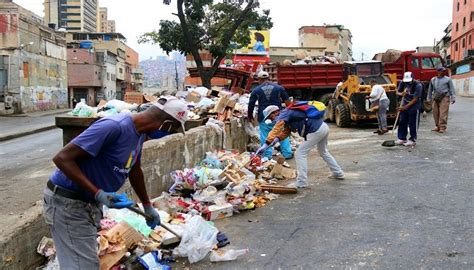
200, 72, 212, 90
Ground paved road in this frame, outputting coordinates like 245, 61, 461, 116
0, 129, 62, 215
187, 97, 474, 269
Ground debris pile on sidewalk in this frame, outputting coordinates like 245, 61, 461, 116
38, 150, 297, 269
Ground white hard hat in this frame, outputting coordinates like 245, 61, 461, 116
258, 71, 269, 79
153, 97, 188, 134
403, 72, 413, 82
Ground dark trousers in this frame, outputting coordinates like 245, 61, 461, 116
398, 108, 420, 141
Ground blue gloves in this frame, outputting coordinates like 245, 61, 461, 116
95, 190, 134, 209
255, 138, 280, 156
143, 204, 161, 229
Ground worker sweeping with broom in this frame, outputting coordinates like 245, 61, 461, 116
256, 101, 344, 188
394, 72, 423, 147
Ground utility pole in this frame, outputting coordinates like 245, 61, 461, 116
361, 52, 364, 61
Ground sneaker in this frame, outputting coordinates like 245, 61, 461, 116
403, 140, 416, 147
288, 181, 308, 188
395, 139, 406, 145
328, 174, 345, 180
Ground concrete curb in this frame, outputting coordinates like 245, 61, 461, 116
0, 125, 57, 142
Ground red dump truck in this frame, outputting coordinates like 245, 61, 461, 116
262, 50, 445, 108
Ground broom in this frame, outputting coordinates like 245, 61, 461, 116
382, 96, 405, 147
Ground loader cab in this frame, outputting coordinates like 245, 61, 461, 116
343, 61, 391, 85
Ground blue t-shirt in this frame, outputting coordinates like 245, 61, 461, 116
50, 113, 145, 200
248, 82, 290, 122
398, 81, 423, 110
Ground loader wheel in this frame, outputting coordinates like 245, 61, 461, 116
326, 99, 338, 122
335, 103, 351, 128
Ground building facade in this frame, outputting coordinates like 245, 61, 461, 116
298, 25, 352, 61
449, 0, 473, 96
0, 1, 68, 114
298, 25, 353, 61
97, 7, 116, 33
67, 48, 101, 106
44, 0, 98, 32
436, 23, 452, 64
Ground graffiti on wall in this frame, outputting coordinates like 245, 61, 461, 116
21, 86, 68, 111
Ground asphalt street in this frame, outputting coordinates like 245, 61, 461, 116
0, 129, 62, 215
183, 97, 473, 269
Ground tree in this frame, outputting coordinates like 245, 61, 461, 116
138, 0, 272, 89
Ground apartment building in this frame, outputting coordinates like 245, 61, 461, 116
44, 0, 98, 32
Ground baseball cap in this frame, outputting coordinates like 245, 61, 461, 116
263, 105, 280, 120
153, 97, 188, 134
437, 67, 446, 72
258, 71, 269, 79
402, 72, 413, 82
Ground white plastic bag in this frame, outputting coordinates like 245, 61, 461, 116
173, 215, 218, 263
210, 248, 248, 262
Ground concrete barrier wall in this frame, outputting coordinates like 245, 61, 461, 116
0, 119, 248, 270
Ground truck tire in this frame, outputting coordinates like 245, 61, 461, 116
318, 93, 333, 105
335, 103, 351, 128
326, 99, 339, 122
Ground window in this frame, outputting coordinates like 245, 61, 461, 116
464, 0, 466, 4
462, 38, 466, 48
421, 57, 442, 69
469, 35, 472, 45
457, 2, 460, 11
463, 17, 466, 27
455, 43, 459, 51
411, 58, 419, 68
456, 23, 459, 31
107, 72, 110, 80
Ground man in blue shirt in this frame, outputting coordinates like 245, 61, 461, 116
43, 97, 188, 269
248, 71, 293, 159
396, 72, 423, 147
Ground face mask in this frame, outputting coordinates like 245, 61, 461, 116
146, 130, 171, 140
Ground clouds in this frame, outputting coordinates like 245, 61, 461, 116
14, 0, 452, 61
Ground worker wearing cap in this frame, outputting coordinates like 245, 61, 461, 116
256, 105, 344, 188
248, 71, 293, 160
427, 67, 456, 133
43, 98, 188, 269
395, 72, 423, 147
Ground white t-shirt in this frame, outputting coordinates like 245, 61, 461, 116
369, 85, 388, 102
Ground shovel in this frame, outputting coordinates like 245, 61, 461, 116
127, 206, 181, 239
382, 96, 404, 147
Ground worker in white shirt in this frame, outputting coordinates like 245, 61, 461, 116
367, 79, 390, 135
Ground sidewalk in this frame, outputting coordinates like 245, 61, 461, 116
0, 109, 70, 142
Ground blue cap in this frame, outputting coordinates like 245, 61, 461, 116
437, 67, 446, 72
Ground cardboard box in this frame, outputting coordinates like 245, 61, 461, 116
205, 203, 233, 221
186, 92, 202, 103
270, 163, 297, 180
213, 92, 232, 113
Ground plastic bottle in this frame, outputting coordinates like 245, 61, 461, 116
210, 248, 249, 262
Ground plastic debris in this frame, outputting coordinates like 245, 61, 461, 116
210, 248, 248, 262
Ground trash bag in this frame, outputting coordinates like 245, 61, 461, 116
173, 215, 218, 263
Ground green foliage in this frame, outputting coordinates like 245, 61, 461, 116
139, 0, 272, 60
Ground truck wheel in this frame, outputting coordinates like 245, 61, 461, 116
326, 99, 339, 122
318, 93, 333, 105
335, 103, 351, 128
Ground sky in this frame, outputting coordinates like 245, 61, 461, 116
14, 0, 453, 61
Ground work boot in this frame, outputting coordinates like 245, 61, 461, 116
438, 129, 446, 133
288, 181, 308, 188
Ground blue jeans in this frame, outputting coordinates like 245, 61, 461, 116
259, 121, 292, 159
397, 108, 420, 141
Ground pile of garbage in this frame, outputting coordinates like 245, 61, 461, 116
38, 150, 297, 269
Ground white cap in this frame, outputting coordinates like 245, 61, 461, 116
153, 97, 188, 134
402, 72, 413, 82
258, 71, 269, 79
263, 105, 279, 120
